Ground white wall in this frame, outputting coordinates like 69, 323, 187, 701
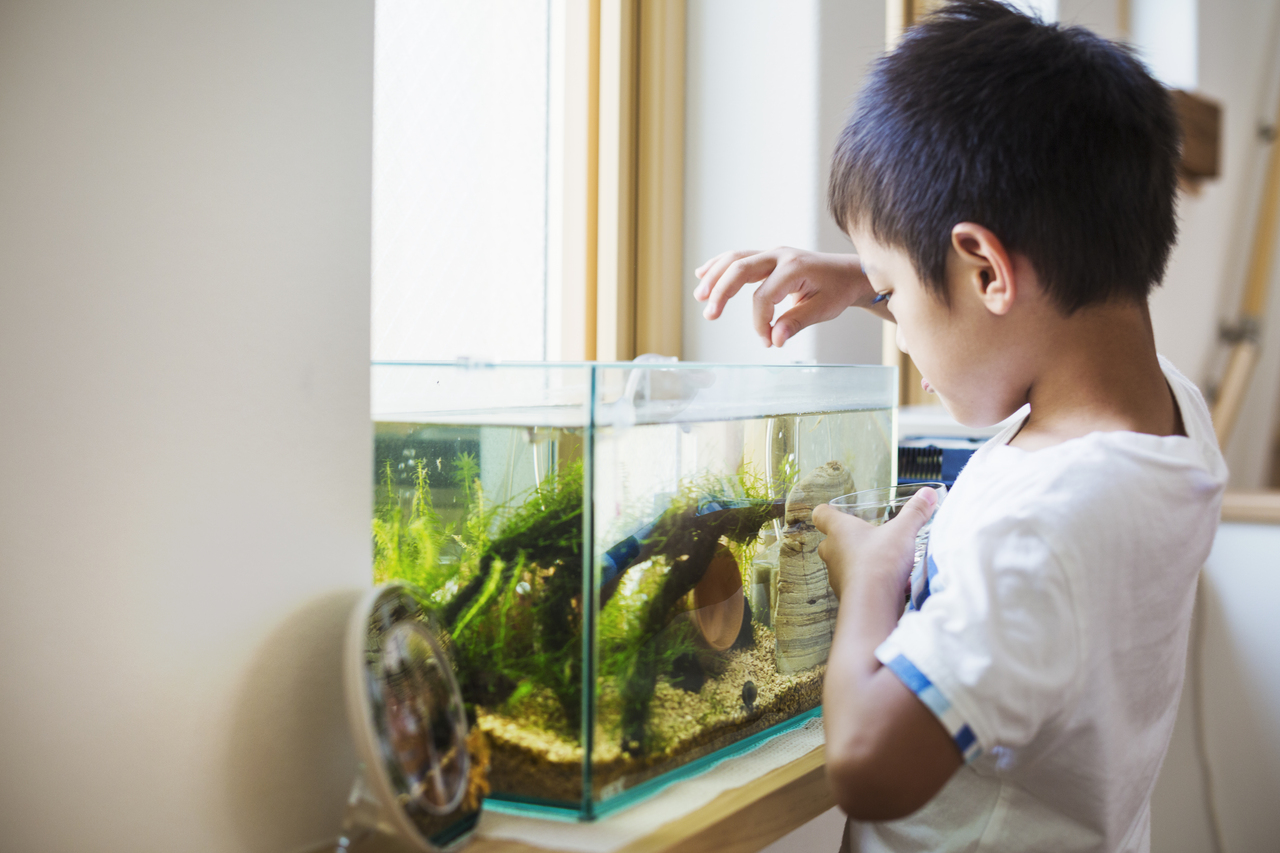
683, 0, 885, 367
1176, 0, 1280, 488
0, 3, 372, 851
1131, 0, 1198, 90
1057, 0, 1123, 40
1152, 522, 1280, 852
812, 0, 895, 366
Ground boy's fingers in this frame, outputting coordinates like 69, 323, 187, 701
694, 251, 739, 290
889, 489, 938, 539
767, 293, 841, 347
693, 254, 728, 300
702, 252, 775, 322
700, 270, 748, 318
694, 251, 737, 290
750, 262, 817, 345
812, 503, 868, 536
695, 250, 739, 279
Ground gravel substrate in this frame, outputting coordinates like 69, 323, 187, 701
477, 624, 825, 805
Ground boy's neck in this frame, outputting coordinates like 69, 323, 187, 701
1007, 300, 1184, 451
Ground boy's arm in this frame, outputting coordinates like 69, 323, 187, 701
814, 495, 964, 821
693, 248, 895, 347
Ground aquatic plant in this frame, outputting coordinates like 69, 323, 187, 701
374, 450, 788, 752
373, 460, 455, 595
724, 464, 780, 584
598, 564, 702, 748
446, 461, 587, 728
614, 488, 783, 754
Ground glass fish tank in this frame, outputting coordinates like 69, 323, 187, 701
371, 360, 897, 820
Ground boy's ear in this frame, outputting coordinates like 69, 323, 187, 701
950, 223, 1015, 316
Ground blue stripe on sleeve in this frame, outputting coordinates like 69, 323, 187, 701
884, 654, 983, 763
885, 653, 932, 694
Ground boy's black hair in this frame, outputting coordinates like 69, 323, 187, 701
829, 0, 1180, 313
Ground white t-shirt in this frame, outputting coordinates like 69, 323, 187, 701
845, 356, 1228, 853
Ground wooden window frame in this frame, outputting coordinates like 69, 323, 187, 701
554, 0, 686, 363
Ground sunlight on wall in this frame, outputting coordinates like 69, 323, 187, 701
1008, 0, 1058, 22
373, 1, 550, 362
1131, 0, 1198, 90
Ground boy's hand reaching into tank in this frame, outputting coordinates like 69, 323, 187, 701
813, 488, 938, 601
693, 248, 881, 347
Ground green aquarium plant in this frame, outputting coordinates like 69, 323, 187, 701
373, 459, 456, 595
373, 452, 786, 754
445, 460, 587, 729
375, 455, 590, 731
611, 489, 782, 754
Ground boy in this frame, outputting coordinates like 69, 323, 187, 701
693, 2, 1227, 851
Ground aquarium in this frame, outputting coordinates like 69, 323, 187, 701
372, 360, 897, 820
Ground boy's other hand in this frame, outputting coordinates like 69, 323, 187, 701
693, 248, 871, 347
813, 488, 938, 600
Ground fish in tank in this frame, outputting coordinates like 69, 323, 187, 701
371, 362, 897, 818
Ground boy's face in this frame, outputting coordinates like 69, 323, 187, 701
848, 225, 1030, 428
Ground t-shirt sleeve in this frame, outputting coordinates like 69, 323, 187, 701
875, 515, 1081, 762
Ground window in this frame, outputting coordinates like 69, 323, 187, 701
372, 1, 552, 362
372, 0, 686, 366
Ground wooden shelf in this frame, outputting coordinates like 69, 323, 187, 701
1171, 89, 1222, 181
470, 745, 834, 853
1221, 490, 1280, 525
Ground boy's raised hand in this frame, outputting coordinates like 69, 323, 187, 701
693, 248, 873, 348
813, 488, 939, 601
